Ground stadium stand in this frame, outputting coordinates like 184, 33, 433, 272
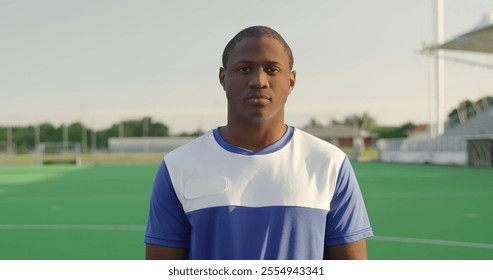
444, 107, 493, 136
378, 103, 493, 166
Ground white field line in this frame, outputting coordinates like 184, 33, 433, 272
366, 192, 493, 198
1, 224, 491, 251
372, 236, 493, 250
0, 224, 145, 231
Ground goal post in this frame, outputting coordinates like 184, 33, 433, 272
467, 138, 493, 168
38, 142, 82, 166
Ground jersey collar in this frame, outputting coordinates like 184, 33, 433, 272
213, 125, 294, 155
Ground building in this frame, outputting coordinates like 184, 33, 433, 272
302, 124, 377, 148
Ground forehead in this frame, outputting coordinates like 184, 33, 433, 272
227, 37, 290, 67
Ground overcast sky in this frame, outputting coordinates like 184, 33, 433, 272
1, 0, 492, 134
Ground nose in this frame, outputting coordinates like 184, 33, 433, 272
248, 68, 269, 89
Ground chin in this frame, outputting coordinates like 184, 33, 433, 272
230, 105, 284, 126
244, 112, 280, 125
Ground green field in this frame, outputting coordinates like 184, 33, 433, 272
0, 162, 492, 259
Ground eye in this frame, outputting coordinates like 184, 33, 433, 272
238, 66, 250, 73
266, 67, 280, 74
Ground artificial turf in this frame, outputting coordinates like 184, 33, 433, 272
0, 162, 492, 259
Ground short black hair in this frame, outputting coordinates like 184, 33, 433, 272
222, 26, 294, 70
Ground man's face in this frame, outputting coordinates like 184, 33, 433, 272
219, 36, 296, 125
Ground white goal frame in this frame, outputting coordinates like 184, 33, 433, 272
38, 142, 82, 166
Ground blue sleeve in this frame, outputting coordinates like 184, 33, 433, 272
325, 156, 373, 246
144, 160, 191, 248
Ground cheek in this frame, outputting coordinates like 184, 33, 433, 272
225, 90, 236, 103
224, 77, 243, 93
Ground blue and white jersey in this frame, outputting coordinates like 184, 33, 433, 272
145, 126, 373, 260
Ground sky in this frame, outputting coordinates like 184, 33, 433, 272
1, 0, 492, 134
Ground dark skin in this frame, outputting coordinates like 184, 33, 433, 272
218, 36, 295, 152
146, 241, 368, 260
146, 35, 368, 260
323, 240, 368, 260
146, 244, 188, 260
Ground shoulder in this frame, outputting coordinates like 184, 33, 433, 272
164, 130, 215, 162
292, 127, 347, 164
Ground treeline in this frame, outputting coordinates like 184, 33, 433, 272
372, 122, 416, 139
312, 113, 417, 139
0, 117, 169, 154
2, 112, 437, 154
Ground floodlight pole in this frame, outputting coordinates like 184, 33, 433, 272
91, 118, 97, 153
82, 124, 87, 153
7, 126, 13, 155
35, 125, 40, 153
63, 124, 68, 154
92, 129, 97, 153
143, 117, 149, 137
435, 0, 445, 137
119, 121, 124, 138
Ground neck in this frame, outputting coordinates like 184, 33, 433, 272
220, 120, 287, 152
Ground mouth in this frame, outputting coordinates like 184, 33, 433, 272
245, 93, 271, 103
245, 94, 271, 106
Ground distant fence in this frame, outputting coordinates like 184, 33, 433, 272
378, 135, 493, 167
108, 137, 196, 153
0, 137, 198, 165
377, 136, 467, 165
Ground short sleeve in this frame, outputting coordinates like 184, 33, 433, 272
144, 160, 191, 248
325, 156, 373, 246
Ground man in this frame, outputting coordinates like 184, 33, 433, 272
145, 26, 373, 260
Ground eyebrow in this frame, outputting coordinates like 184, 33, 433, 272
232, 60, 285, 67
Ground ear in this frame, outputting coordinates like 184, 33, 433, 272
288, 70, 296, 93
219, 67, 226, 90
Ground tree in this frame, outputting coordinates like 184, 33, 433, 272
307, 118, 323, 128
150, 121, 169, 136
12, 126, 34, 153
40, 123, 61, 142
115, 117, 169, 138
342, 113, 378, 131
178, 128, 205, 137
373, 122, 416, 139
68, 122, 84, 143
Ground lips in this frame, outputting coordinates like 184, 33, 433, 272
245, 93, 271, 105
246, 93, 271, 101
